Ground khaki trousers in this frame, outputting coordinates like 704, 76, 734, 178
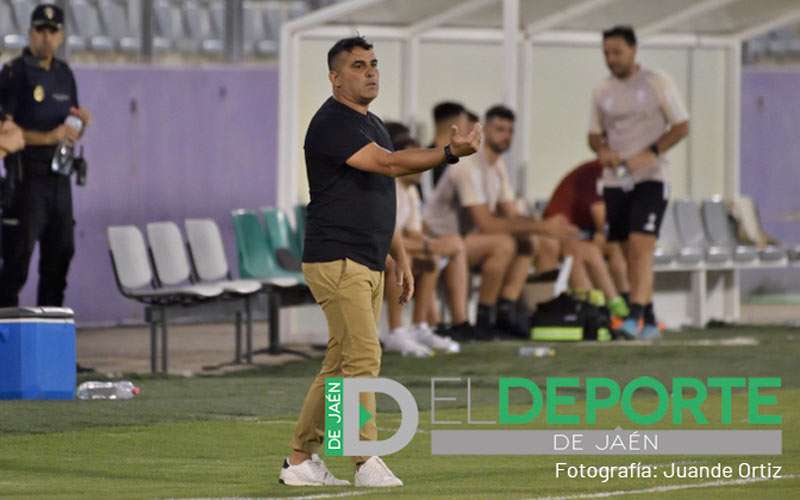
290, 258, 384, 462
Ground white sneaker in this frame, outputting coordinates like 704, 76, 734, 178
354, 456, 403, 487
411, 324, 460, 353
382, 329, 434, 358
279, 454, 350, 486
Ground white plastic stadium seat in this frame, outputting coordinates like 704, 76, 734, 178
242, 1, 277, 56
108, 225, 222, 300
653, 203, 678, 265
183, 0, 223, 55
1, 1, 27, 50
109, 224, 251, 372
732, 197, 788, 263
184, 218, 262, 295
98, 0, 141, 54
658, 203, 704, 265
153, 0, 182, 52
701, 198, 758, 263
5, 0, 32, 49
674, 200, 727, 264
145, 221, 230, 296
286, 0, 309, 19
68, 1, 113, 52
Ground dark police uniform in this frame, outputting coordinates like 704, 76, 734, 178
0, 6, 80, 307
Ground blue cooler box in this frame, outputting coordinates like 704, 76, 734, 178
0, 307, 76, 400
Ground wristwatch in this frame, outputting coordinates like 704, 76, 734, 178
649, 142, 660, 156
443, 144, 460, 164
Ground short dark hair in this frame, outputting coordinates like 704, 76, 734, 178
485, 105, 515, 123
384, 121, 412, 150
466, 110, 479, 123
327, 36, 373, 70
394, 136, 419, 151
602, 25, 637, 46
432, 102, 465, 125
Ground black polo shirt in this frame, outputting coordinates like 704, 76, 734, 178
303, 97, 396, 271
0, 48, 79, 164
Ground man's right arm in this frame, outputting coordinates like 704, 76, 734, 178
0, 119, 25, 156
22, 126, 70, 146
347, 124, 481, 177
588, 89, 620, 168
348, 143, 448, 177
469, 204, 579, 239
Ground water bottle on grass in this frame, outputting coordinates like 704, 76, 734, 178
76, 381, 140, 400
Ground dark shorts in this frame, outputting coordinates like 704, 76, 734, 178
603, 181, 668, 242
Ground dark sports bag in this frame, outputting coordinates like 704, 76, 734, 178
530, 293, 611, 342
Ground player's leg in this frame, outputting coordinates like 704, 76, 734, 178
605, 241, 630, 302
626, 181, 669, 339
465, 232, 515, 338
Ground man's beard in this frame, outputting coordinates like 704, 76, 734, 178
488, 141, 509, 155
610, 64, 632, 79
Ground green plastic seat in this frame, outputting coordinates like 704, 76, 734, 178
231, 209, 303, 282
262, 208, 295, 256
293, 204, 306, 258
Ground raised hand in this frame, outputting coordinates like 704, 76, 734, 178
449, 123, 482, 157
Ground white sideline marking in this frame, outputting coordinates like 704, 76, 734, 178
267, 492, 373, 500
524, 473, 798, 500
181, 492, 373, 500
571, 336, 759, 347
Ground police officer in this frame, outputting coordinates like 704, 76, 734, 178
0, 4, 92, 307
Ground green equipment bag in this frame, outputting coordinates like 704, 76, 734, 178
530, 293, 612, 342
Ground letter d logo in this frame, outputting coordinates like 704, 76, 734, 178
341, 378, 418, 456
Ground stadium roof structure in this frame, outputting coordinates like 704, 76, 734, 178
277, 0, 800, 211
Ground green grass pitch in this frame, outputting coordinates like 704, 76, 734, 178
1, 325, 798, 499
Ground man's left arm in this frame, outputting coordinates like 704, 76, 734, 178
68, 70, 91, 137
590, 201, 607, 247
389, 230, 414, 304
627, 72, 690, 171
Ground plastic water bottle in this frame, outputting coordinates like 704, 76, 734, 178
76, 381, 140, 400
518, 346, 555, 358
51, 115, 83, 176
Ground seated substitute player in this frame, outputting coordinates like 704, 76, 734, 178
381, 122, 469, 355
424, 105, 579, 339
536, 159, 629, 319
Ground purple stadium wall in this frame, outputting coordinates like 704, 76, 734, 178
13, 65, 799, 324
740, 68, 800, 296
16, 65, 279, 324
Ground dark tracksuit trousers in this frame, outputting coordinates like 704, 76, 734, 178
0, 159, 74, 307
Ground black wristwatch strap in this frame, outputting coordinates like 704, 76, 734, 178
649, 142, 660, 156
444, 144, 459, 164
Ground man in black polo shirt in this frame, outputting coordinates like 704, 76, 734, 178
0, 4, 92, 307
279, 37, 480, 488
